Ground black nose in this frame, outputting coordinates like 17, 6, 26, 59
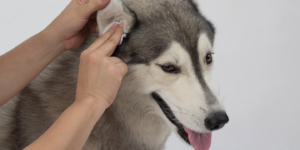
205, 112, 229, 131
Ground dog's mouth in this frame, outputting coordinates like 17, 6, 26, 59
151, 92, 212, 150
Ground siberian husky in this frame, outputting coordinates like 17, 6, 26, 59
0, 0, 229, 150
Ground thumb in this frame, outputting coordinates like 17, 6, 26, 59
75, 0, 110, 18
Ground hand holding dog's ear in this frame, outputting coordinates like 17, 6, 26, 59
44, 0, 110, 50
76, 23, 128, 109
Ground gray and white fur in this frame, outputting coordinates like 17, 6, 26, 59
0, 0, 229, 149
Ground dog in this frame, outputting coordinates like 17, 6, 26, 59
0, 0, 229, 150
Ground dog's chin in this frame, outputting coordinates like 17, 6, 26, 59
151, 92, 212, 150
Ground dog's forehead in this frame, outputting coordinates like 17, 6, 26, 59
115, 0, 215, 64
156, 34, 213, 64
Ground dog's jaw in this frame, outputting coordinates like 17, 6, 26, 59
151, 92, 212, 150
151, 92, 190, 144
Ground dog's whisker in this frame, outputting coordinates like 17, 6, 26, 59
165, 98, 190, 113
221, 94, 230, 103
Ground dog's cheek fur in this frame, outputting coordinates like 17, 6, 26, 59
128, 42, 210, 133
157, 42, 210, 133
114, 65, 174, 146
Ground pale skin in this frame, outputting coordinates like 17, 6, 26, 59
0, 0, 128, 149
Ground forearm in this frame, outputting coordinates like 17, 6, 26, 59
24, 97, 106, 150
0, 30, 65, 106
0, 0, 110, 106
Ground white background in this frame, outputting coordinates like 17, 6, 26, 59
1, 0, 300, 150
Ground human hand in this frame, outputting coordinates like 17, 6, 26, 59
44, 0, 110, 50
75, 23, 128, 109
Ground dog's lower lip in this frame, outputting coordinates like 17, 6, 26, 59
152, 92, 212, 149
151, 92, 191, 144
177, 126, 190, 144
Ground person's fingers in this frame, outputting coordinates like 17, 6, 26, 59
108, 57, 123, 64
86, 24, 118, 51
74, 0, 110, 18
97, 26, 125, 56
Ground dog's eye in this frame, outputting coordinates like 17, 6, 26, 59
206, 53, 213, 64
161, 65, 180, 73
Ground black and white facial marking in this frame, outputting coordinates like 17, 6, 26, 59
151, 92, 190, 144
125, 36, 228, 144
97, 0, 229, 144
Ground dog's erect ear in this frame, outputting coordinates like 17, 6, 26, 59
97, 0, 135, 35
190, 0, 200, 10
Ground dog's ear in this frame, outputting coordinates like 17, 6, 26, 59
190, 0, 199, 9
97, 0, 135, 35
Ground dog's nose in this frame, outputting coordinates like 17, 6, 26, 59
205, 112, 229, 131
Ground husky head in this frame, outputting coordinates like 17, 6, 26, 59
97, 0, 229, 149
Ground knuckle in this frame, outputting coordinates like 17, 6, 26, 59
80, 51, 89, 60
116, 57, 123, 62
121, 63, 128, 73
100, 57, 109, 65
124, 65, 128, 73
106, 100, 113, 107
110, 56, 118, 60
118, 76, 123, 82
113, 57, 122, 63
122, 63, 128, 69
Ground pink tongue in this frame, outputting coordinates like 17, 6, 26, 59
183, 126, 212, 150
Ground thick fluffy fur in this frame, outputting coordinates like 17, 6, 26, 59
0, 0, 226, 149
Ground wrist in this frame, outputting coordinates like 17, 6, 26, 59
40, 28, 67, 53
74, 95, 109, 116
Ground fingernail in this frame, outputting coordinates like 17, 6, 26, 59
111, 23, 118, 29
119, 22, 125, 28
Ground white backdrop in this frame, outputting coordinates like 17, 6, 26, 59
1, 0, 300, 150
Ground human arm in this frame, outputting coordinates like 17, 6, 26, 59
24, 23, 127, 150
0, 0, 110, 106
